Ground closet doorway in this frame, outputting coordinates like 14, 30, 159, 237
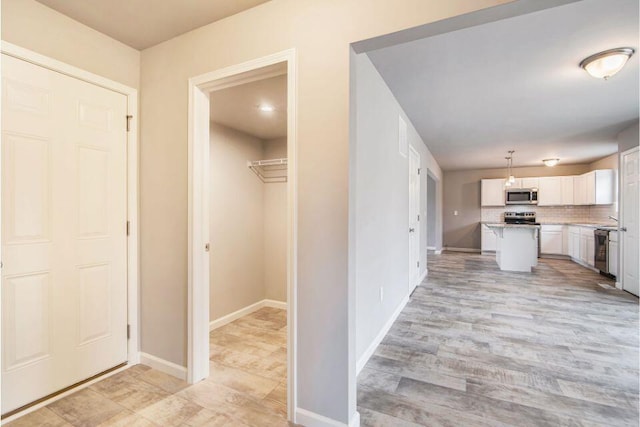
208, 70, 288, 418
187, 51, 297, 422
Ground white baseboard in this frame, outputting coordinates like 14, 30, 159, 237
426, 246, 436, 250
356, 295, 409, 375
296, 408, 360, 427
444, 247, 481, 253
417, 268, 428, 285
434, 249, 442, 255
1, 363, 133, 425
263, 299, 287, 310
139, 352, 187, 381
615, 281, 622, 289
209, 298, 287, 332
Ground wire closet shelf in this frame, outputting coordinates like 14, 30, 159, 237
247, 158, 288, 183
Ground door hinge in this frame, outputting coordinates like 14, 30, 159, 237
127, 324, 130, 339
126, 115, 133, 132
417, 261, 420, 268
418, 168, 421, 175
417, 214, 420, 221
126, 221, 130, 236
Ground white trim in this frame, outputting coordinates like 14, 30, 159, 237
264, 299, 288, 310
434, 250, 442, 255
426, 246, 437, 250
0, 41, 141, 381
356, 295, 409, 375
139, 353, 187, 381
1, 363, 133, 425
209, 299, 287, 331
444, 247, 481, 253
187, 49, 298, 422
417, 268, 428, 285
615, 281, 622, 290
408, 144, 421, 294
296, 408, 360, 427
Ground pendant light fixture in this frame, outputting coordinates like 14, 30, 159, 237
504, 150, 516, 187
580, 48, 634, 80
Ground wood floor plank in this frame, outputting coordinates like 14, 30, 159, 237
357, 252, 639, 426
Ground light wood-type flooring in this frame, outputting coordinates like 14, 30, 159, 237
7, 307, 289, 427
358, 252, 639, 427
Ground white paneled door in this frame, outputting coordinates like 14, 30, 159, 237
408, 146, 421, 293
1, 54, 128, 413
621, 147, 639, 296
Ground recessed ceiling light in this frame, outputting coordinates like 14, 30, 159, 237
580, 48, 634, 80
257, 104, 275, 112
543, 158, 560, 167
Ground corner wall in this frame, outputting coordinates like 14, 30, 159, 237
1, 0, 140, 89
209, 123, 266, 320
353, 53, 443, 365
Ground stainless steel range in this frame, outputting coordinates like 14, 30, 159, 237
504, 211, 537, 225
504, 212, 541, 257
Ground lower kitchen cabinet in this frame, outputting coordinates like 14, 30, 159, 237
609, 231, 618, 277
540, 225, 566, 255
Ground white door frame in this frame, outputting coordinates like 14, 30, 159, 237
187, 49, 297, 420
408, 144, 421, 293
0, 40, 140, 376
620, 146, 639, 294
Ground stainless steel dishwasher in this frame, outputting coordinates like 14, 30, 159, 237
594, 229, 610, 275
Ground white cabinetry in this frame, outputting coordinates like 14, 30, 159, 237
609, 231, 618, 277
521, 177, 539, 189
580, 227, 595, 267
568, 226, 580, 259
540, 225, 566, 255
481, 224, 497, 252
538, 177, 562, 206
561, 176, 574, 205
574, 170, 614, 205
481, 179, 505, 206
574, 174, 587, 205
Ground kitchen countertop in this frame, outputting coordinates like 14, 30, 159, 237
482, 221, 617, 230
484, 223, 540, 229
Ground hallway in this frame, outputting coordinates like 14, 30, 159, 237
358, 252, 639, 426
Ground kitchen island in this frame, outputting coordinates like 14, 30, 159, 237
485, 223, 540, 272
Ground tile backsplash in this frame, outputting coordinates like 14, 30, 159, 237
481, 204, 617, 224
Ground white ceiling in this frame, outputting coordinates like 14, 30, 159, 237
367, 0, 639, 171
210, 74, 287, 140
36, 0, 271, 49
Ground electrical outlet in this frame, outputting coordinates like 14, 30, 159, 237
379, 287, 384, 302
454, 210, 459, 216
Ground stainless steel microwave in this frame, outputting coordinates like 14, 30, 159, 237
505, 188, 538, 205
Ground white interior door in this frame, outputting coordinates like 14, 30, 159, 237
408, 146, 420, 293
621, 147, 639, 296
1, 54, 128, 413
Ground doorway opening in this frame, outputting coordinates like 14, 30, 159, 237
207, 71, 288, 418
187, 50, 297, 422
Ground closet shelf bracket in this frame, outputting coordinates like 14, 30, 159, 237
247, 158, 288, 183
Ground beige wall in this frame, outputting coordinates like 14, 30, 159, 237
138, 1, 511, 421
209, 123, 265, 320
443, 164, 591, 249
1, 0, 140, 89
590, 153, 618, 170
263, 138, 287, 303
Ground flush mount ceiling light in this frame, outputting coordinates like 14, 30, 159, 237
580, 48, 634, 80
543, 158, 560, 167
257, 104, 275, 112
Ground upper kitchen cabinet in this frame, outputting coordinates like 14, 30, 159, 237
538, 176, 575, 206
538, 177, 562, 205
520, 177, 539, 189
481, 178, 506, 206
574, 170, 615, 205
